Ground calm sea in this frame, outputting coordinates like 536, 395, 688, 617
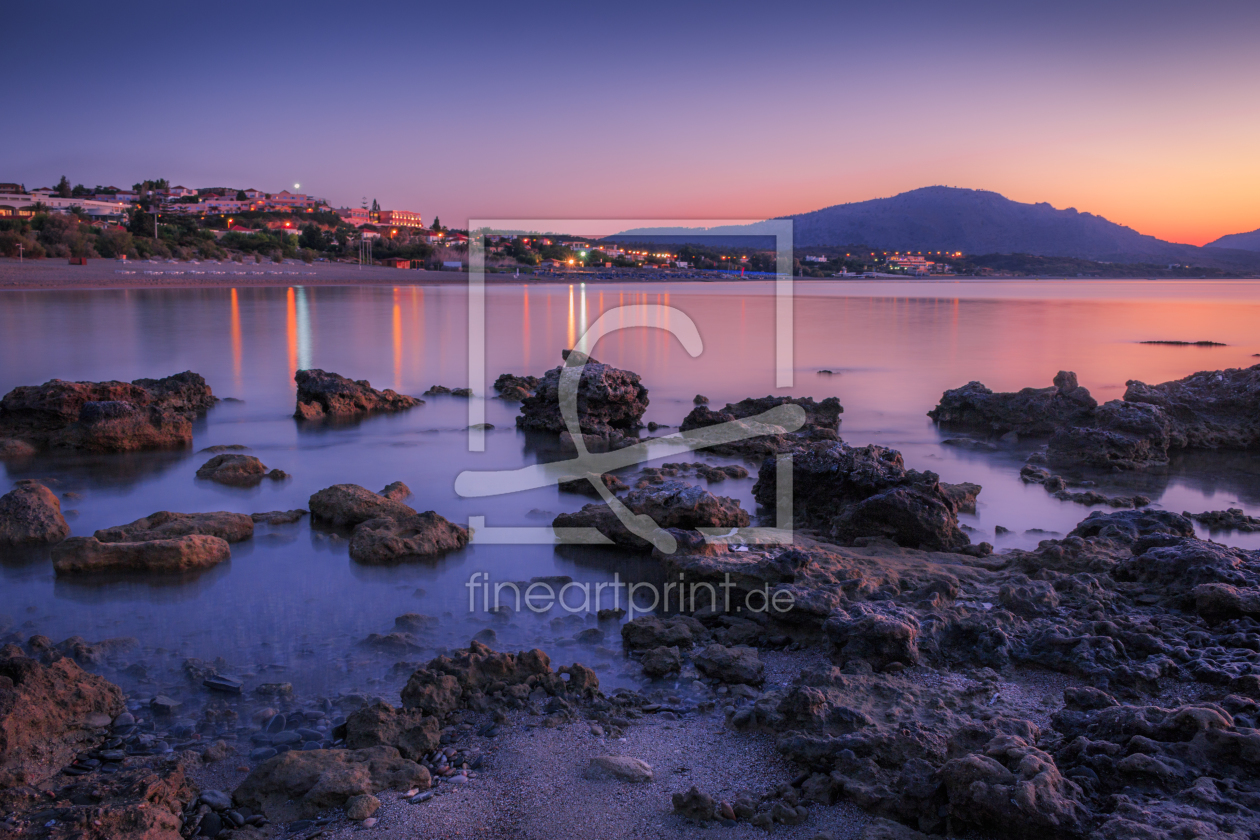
2, 279, 1258, 695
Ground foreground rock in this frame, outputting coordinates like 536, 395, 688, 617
349, 512, 469, 563
294, 368, 422, 420
932, 364, 1260, 469
401, 641, 600, 716
0, 653, 125, 786
94, 510, 254, 543
0, 753, 194, 839
51, 534, 231, 574
753, 441, 974, 552
0, 480, 70, 546
195, 453, 288, 486
516, 351, 648, 442
308, 483, 417, 527
553, 480, 750, 550
630, 506, 1260, 838
0, 371, 215, 452
233, 746, 428, 821
680, 395, 843, 457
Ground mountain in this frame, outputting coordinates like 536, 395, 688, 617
1206, 228, 1260, 252
610, 187, 1260, 271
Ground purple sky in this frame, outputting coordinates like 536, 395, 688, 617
5, 0, 1259, 244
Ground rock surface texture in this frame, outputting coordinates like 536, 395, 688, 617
931, 364, 1260, 469
51, 534, 232, 574
553, 480, 750, 550
94, 510, 254, 544
293, 369, 422, 420
516, 352, 648, 441
753, 441, 974, 551
0, 654, 125, 787
0, 480, 70, 546
0, 371, 214, 452
680, 395, 843, 457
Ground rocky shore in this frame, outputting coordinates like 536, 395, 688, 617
2, 358, 1260, 838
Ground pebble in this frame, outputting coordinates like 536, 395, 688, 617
409, 791, 434, 804
198, 790, 232, 811
202, 675, 243, 694
264, 714, 286, 734
249, 747, 277, 761
198, 811, 223, 837
362, 818, 377, 828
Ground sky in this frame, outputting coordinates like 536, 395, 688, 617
5, 0, 1260, 245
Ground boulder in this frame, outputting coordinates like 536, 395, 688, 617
251, 509, 308, 525
0, 653, 125, 786
824, 610, 921, 669
196, 453, 287, 486
379, 481, 412, 501
294, 369, 422, 419
621, 616, 707, 651
516, 351, 648, 438
342, 701, 441, 760
345, 793, 380, 821
308, 483, 416, 527
0, 438, 36, 459
938, 745, 1086, 835
0, 480, 70, 546
349, 512, 469, 563
754, 442, 971, 551
584, 755, 653, 783
1047, 399, 1173, 469
640, 646, 683, 678
0, 371, 214, 452
928, 371, 1097, 436
553, 480, 749, 550
94, 510, 254, 544
232, 746, 429, 822
51, 535, 231, 574
693, 643, 764, 685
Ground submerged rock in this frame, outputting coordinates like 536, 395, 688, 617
516, 351, 648, 439
0, 653, 125, 786
196, 453, 287, 486
349, 512, 469, 563
0, 371, 214, 452
308, 483, 416, 527
294, 369, 422, 420
51, 534, 231, 574
94, 510, 254, 543
0, 480, 70, 546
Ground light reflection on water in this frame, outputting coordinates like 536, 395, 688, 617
1, 279, 1259, 696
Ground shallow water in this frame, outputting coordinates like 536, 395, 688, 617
2, 278, 1259, 699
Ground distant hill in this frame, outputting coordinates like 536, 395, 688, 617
610, 187, 1260, 271
1206, 227, 1260, 252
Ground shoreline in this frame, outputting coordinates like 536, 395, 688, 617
4, 259, 1258, 293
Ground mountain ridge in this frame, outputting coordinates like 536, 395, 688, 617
609, 187, 1260, 270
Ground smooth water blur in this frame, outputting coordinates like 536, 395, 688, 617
2, 279, 1259, 697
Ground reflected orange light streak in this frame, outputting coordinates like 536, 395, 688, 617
229, 288, 241, 385
522, 287, 531, 369
392, 287, 402, 391
567, 284, 575, 349
285, 287, 298, 382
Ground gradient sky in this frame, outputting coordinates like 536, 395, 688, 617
6, 0, 1259, 244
